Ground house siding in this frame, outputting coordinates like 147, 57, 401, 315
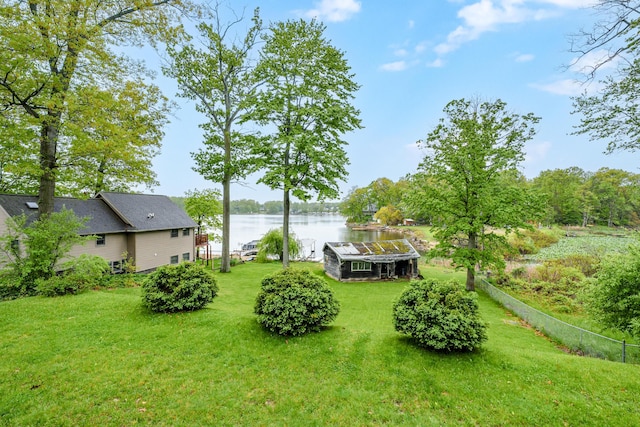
323, 250, 342, 280
131, 229, 195, 272
66, 233, 128, 265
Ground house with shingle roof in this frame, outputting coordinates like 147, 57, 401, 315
322, 239, 421, 281
0, 192, 197, 273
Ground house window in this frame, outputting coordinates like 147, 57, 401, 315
96, 234, 106, 246
110, 260, 122, 274
182, 252, 190, 261
182, 228, 190, 237
351, 261, 371, 272
170, 255, 179, 264
170, 229, 179, 238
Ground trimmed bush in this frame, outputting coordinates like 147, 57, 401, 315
254, 268, 340, 336
142, 262, 218, 313
393, 279, 487, 352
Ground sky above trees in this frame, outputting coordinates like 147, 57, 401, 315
132, 0, 632, 202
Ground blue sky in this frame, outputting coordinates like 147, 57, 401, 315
143, 0, 634, 202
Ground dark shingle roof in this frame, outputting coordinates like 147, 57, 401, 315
0, 194, 127, 235
323, 239, 420, 262
96, 192, 197, 232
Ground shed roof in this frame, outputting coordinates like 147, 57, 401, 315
323, 239, 420, 263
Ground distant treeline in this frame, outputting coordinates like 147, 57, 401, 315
170, 197, 340, 215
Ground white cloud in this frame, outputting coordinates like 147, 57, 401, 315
569, 49, 621, 75
536, 0, 598, 8
415, 41, 429, 54
524, 140, 551, 165
408, 20, 415, 29
530, 78, 601, 96
427, 58, 445, 68
380, 61, 408, 72
515, 53, 535, 62
434, 0, 591, 57
394, 48, 409, 57
304, 0, 362, 22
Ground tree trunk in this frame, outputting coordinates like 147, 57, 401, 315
282, 188, 290, 268
466, 232, 477, 291
38, 113, 61, 218
220, 128, 232, 273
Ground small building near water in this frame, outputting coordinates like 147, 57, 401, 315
322, 239, 421, 282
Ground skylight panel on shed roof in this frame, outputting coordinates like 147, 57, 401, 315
25, 201, 38, 209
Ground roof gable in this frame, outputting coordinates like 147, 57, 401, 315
96, 192, 197, 232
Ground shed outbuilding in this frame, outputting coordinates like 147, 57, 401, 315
323, 239, 420, 282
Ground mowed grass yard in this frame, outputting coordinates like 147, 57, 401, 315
1, 262, 639, 426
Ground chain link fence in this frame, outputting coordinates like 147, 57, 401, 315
477, 278, 640, 364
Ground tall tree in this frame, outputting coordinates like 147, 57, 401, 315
406, 98, 541, 291
570, 1, 640, 153
0, 0, 193, 216
164, 6, 262, 273
253, 19, 362, 267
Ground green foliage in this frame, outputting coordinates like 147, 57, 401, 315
37, 254, 111, 297
528, 235, 633, 261
373, 205, 403, 226
0, 209, 88, 298
254, 268, 340, 336
141, 262, 218, 313
340, 186, 375, 223
0, 0, 190, 212
587, 244, 640, 338
405, 98, 542, 290
165, 7, 263, 273
253, 18, 362, 266
183, 188, 222, 235
256, 228, 300, 263
393, 278, 487, 352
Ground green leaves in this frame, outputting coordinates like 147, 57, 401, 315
393, 279, 487, 352
407, 98, 542, 290
141, 262, 218, 313
253, 18, 362, 202
254, 268, 340, 336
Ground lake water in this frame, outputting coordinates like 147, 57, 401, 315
208, 214, 404, 259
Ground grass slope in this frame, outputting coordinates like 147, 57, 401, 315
1, 263, 639, 426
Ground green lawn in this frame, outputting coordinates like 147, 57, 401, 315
1, 262, 639, 426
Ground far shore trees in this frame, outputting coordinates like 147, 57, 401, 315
253, 19, 362, 268
164, 6, 263, 273
405, 98, 542, 291
0, 0, 195, 217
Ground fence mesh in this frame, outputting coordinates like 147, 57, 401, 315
477, 278, 640, 364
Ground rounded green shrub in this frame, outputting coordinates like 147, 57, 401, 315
142, 262, 218, 313
393, 278, 487, 352
254, 268, 340, 336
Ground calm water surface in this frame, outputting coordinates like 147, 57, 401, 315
209, 214, 403, 258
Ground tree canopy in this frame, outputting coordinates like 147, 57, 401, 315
0, 0, 194, 214
164, 5, 262, 273
405, 98, 542, 291
571, 1, 640, 154
253, 18, 362, 267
